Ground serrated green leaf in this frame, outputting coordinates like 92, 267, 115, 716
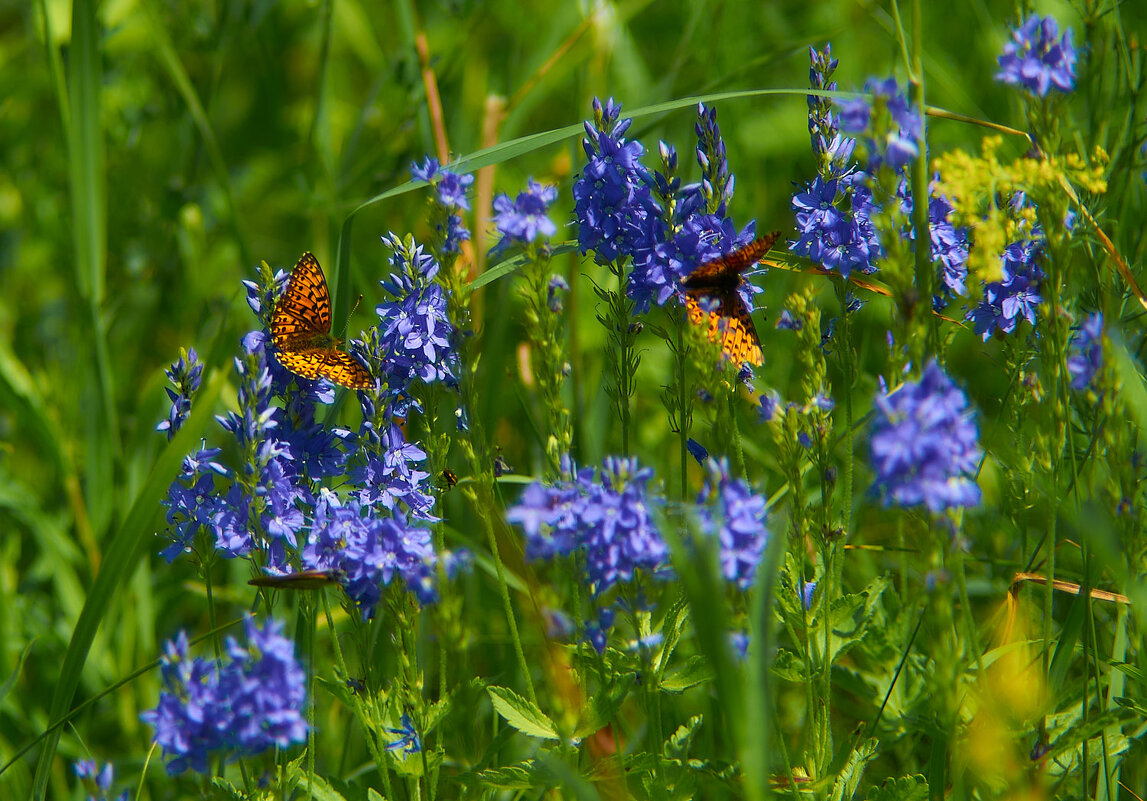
478, 761, 548, 790
487, 685, 559, 739
368, 789, 387, 801
660, 654, 714, 693
574, 673, 634, 738
866, 774, 929, 801
666, 715, 704, 759
209, 776, 245, 801
830, 738, 879, 801
772, 648, 807, 682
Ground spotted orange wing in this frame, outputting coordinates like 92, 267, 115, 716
684, 290, 764, 367
682, 232, 780, 367
271, 253, 374, 390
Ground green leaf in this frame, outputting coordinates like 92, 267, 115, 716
0, 639, 36, 705
866, 774, 929, 801
665, 715, 704, 759
660, 655, 713, 693
1046, 708, 1135, 762
827, 575, 888, 663
829, 738, 879, 801
368, 790, 388, 801
487, 685, 559, 740
654, 593, 690, 675
772, 648, 807, 682
209, 777, 245, 801
478, 760, 551, 790
1048, 592, 1086, 696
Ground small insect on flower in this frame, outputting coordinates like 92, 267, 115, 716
681, 231, 782, 367
272, 252, 374, 390
249, 569, 346, 590
439, 468, 459, 490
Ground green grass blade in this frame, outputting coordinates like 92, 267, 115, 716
65, 0, 119, 538
30, 369, 226, 799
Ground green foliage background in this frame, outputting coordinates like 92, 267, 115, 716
0, 0, 1145, 799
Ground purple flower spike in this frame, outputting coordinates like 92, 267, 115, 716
869, 361, 982, 512
996, 15, 1077, 97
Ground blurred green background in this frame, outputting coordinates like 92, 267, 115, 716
1, 0, 1144, 796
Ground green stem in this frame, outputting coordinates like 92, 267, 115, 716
677, 317, 690, 500
483, 499, 538, 705
908, 0, 936, 354
322, 595, 394, 799
837, 282, 855, 534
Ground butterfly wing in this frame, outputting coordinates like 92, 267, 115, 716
272, 252, 332, 349
685, 288, 763, 366
249, 569, 345, 589
682, 232, 778, 367
682, 231, 782, 289
314, 349, 374, 390
275, 345, 373, 389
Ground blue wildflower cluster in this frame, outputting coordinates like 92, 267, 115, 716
369, 234, 459, 398
1068, 312, 1104, 391
572, 97, 657, 263
838, 77, 922, 172
572, 98, 759, 316
869, 361, 982, 512
626, 107, 759, 314
969, 236, 1045, 340
301, 489, 438, 614
996, 15, 1078, 97
156, 347, 203, 439
158, 246, 463, 615
696, 460, 769, 590
493, 178, 558, 248
73, 760, 127, 801
141, 619, 307, 775
506, 456, 668, 594
411, 157, 473, 255
791, 46, 881, 278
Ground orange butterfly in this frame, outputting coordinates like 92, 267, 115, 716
271, 253, 374, 390
681, 231, 781, 367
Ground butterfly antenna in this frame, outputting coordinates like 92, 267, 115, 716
339, 294, 365, 340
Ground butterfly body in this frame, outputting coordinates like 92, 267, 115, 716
271, 253, 374, 389
681, 232, 781, 367
249, 568, 345, 589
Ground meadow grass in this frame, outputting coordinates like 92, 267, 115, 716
0, 1, 1145, 799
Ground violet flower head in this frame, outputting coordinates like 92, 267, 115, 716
869, 361, 982, 512
1068, 312, 1104, 391
506, 456, 669, 595
806, 44, 856, 179
694, 103, 733, 215
493, 178, 558, 247
73, 760, 126, 801
157, 348, 203, 440
348, 420, 435, 520
996, 15, 1077, 97
373, 235, 458, 390
968, 239, 1045, 340
791, 176, 881, 278
412, 157, 474, 253
141, 621, 308, 775
573, 97, 659, 263
302, 489, 439, 617
839, 77, 921, 172
696, 460, 769, 590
